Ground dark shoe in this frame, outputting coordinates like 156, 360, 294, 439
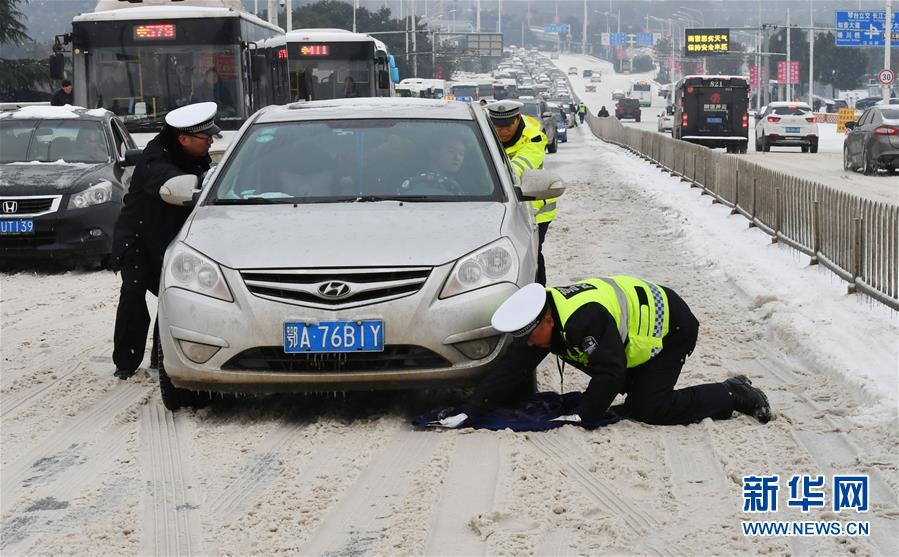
114, 368, 137, 380
724, 375, 772, 424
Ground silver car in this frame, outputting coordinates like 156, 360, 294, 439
155, 98, 564, 409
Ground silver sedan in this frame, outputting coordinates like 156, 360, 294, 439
155, 98, 564, 409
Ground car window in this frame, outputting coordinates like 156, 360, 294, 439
0, 121, 36, 162
858, 110, 872, 126
210, 119, 503, 204
772, 107, 809, 115
1, 119, 109, 163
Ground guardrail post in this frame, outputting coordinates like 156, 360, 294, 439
772, 187, 782, 243
731, 168, 740, 214
810, 200, 820, 265
748, 178, 757, 228
849, 217, 862, 294
691, 152, 698, 185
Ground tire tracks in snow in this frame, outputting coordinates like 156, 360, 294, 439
1, 382, 147, 515
300, 429, 440, 556
139, 403, 204, 557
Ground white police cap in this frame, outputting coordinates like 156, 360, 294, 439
165, 102, 221, 136
485, 100, 523, 125
491, 283, 549, 338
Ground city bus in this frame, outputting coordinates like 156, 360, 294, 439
630, 80, 653, 107
67, 0, 287, 149
672, 75, 750, 154
286, 28, 399, 101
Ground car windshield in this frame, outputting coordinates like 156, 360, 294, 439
209, 119, 502, 204
520, 103, 542, 118
772, 107, 809, 115
0, 120, 109, 163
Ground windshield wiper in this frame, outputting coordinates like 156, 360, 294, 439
346, 195, 435, 203
211, 197, 288, 205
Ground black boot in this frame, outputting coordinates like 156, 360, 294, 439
114, 368, 137, 380
724, 375, 772, 424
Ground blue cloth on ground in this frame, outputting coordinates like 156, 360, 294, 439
412, 391, 623, 431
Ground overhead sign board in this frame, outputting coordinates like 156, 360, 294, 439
684, 28, 730, 56
435, 32, 503, 57
835, 11, 899, 46
543, 24, 570, 34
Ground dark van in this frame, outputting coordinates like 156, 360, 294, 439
672, 75, 750, 154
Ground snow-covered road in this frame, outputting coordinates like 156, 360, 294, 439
2, 122, 897, 556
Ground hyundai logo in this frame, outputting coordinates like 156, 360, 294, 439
317, 281, 351, 299
1, 201, 17, 214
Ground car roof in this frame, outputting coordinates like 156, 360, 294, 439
0, 105, 112, 122
253, 98, 476, 123
768, 101, 811, 109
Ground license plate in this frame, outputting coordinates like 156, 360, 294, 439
706, 117, 723, 124
786, 127, 800, 133
0, 219, 34, 235
283, 320, 383, 353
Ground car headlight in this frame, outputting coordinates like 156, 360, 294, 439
440, 237, 519, 298
67, 180, 113, 209
164, 242, 233, 302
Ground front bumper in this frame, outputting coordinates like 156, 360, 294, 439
159, 262, 521, 393
0, 202, 119, 259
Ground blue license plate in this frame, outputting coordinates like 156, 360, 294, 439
283, 320, 384, 353
0, 219, 34, 235
706, 117, 723, 124
786, 127, 800, 133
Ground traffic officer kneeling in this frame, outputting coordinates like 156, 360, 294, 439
111, 102, 219, 380
433, 278, 772, 428
485, 100, 556, 286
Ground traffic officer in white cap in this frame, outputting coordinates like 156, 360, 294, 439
110, 102, 220, 380
430, 278, 772, 428
484, 100, 555, 286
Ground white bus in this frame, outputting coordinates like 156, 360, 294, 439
630, 80, 653, 107
286, 28, 398, 101
67, 0, 287, 145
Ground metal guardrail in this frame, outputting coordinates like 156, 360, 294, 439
583, 111, 898, 310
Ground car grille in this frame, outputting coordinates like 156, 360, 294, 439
222, 345, 451, 372
0, 197, 57, 216
0, 230, 56, 250
240, 267, 431, 309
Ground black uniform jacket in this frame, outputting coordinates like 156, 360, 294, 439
111, 129, 210, 271
464, 287, 694, 422
50, 89, 73, 106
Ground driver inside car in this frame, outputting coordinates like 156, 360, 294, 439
399, 136, 468, 195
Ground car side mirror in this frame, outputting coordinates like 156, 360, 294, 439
159, 174, 199, 206
754, 113, 762, 120
542, 111, 552, 118
518, 169, 565, 200
844, 121, 856, 130
122, 148, 143, 166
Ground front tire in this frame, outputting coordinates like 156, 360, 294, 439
157, 341, 210, 411
761, 135, 770, 152
548, 139, 558, 154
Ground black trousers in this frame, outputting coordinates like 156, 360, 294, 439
113, 247, 160, 372
535, 221, 550, 286
621, 289, 734, 425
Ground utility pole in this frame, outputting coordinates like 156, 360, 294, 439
476, 0, 481, 33
885, 0, 893, 102
267, 0, 277, 25
808, 0, 814, 108
411, 0, 417, 77
285, 0, 291, 31
786, 8, 792, 101
756, 2, 762, 112
498, 0, 501, 34
583, 0, 588, 55
353, 0, 357, 32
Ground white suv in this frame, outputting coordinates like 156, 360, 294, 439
754, 102, 819, 153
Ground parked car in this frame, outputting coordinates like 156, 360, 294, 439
615, 98, 642, 122
0, 105, 137, 265
153, 98, 565, 409
657, 105, 674, 132
843, 106, 899, 175
754, 102, 818, 152
855, 97, 883, 111
611, 89, 626, 100
547, 102, 568, 143
567, 66, 578, 76
519, 97, 558, 154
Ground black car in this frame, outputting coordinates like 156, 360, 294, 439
843, 106, 899, 175
0, 106, 137, 264
615, 98, 642, 122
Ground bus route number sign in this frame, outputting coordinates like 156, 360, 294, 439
134, 24, 176, 40
299, 45, 330, 57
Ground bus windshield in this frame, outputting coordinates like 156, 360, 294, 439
452, 85, 477, 98
632, 82, 651, 92
86, 45, 243, 127
288, 41, 375, 101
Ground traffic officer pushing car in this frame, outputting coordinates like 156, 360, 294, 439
485, 100, 556, 285
110, 102, 219, 380
431, 278, 772, 428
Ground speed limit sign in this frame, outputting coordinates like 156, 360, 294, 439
878, 69, 895, 85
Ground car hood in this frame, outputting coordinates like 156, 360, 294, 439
0, 162, 107, 195
183, 202, 507, 268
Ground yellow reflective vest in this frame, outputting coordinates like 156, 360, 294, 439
504, 115, 557, 224
547, 277, 670, 368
